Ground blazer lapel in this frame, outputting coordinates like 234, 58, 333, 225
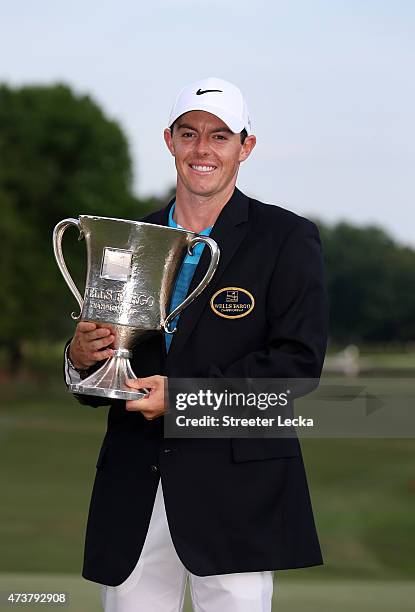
166, 187, 250, 366
141, 201, 172, 226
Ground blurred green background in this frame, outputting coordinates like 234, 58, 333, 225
0, 84, 414, 610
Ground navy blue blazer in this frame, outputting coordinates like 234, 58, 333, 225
68, 187, 328, 585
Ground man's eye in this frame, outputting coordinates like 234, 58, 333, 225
182, 132, 195, 138
213, 134, 227, 140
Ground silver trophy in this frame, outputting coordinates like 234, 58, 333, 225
53, 215, 220, 400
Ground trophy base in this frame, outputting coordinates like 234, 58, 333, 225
69, 354, 149, 401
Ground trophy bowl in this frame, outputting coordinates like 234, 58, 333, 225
53, 215, 220, 401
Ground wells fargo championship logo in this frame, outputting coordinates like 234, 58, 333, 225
210, 287, 255, 319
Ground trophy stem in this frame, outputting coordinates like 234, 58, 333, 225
69, 350, 149, 401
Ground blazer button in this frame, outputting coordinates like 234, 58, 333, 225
150, 465, 158, 473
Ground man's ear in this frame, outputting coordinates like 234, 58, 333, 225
239, 135, 256, 163
164, 128, 175, 156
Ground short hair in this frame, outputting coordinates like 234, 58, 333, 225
170, 121, 248, 144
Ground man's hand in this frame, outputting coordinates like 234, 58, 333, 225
69, 322, 115, 370
125, 376, 167, 420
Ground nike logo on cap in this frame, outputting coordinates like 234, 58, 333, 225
196, 88, 223, 95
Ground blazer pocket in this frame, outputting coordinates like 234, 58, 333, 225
231, 437, 301, 462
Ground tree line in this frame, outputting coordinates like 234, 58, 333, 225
318, 221, 415, 344
0, 84, 413, 371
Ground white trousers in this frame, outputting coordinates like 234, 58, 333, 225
101, 480, 274, 612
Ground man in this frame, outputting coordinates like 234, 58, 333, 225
65, 77, 328, 611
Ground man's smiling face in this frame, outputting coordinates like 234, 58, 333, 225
164, 110, 256, 199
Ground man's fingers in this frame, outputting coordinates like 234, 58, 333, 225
92, 348, 114, 361
126, 376, 160, 388
124, 377, 165, 418
84, 328, 113, 341
89, 335, 115, 351
125, 392, 151, 410
70, 323, 114, 370
77, 322, 97, 332
125, 378, 147, 390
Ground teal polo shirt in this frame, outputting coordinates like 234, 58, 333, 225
166, 203, 212, 351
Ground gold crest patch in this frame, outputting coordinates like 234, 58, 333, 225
210, 287, 255, 319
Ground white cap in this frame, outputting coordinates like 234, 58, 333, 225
168, 77, 252, 135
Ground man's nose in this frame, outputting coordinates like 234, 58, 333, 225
194, 136, 210, 156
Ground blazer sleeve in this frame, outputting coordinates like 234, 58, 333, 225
208, 220, 329, 382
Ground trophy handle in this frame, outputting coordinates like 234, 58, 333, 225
53, 218, 84, 320
164, 236, 220, 334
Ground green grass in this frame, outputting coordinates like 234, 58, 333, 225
0, 574, 414, 612
0, 381, 106, 574
0, 378, 415, 582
